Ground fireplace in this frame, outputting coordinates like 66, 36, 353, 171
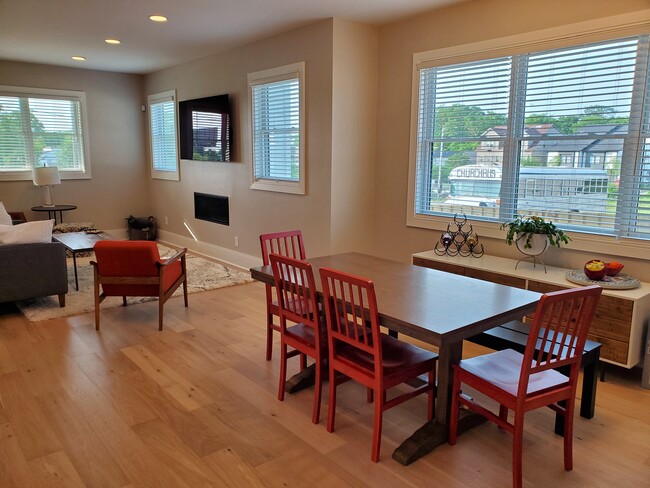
194, 192, 229, 226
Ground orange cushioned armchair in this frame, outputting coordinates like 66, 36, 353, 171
91, 240, 188, 331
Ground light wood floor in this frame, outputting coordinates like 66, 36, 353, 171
1, 281, 648, 487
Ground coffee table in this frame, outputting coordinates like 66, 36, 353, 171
52, 231, 115, 290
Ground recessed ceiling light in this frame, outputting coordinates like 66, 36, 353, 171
149, 15, 168, 22
105, 39, 121, 45
71, 56, 86, 61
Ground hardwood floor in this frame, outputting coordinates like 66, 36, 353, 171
1, 281, 648, 487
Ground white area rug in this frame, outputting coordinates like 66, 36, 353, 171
17, 245, 254, 322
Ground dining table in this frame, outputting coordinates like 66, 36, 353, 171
250, 252, 541, 465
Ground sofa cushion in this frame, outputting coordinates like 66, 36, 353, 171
0, 219, 54, 244
0, 202, 12, 225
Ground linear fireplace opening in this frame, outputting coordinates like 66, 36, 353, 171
194, 192, 229, 226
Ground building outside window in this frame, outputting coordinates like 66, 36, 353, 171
409, 34, 650, 241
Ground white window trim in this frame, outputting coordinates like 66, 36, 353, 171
406, 10, 650, 259
0, 85, 91, 181
148, 89, 180, 181
248, 62, 306, 195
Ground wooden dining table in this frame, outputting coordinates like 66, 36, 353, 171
250, 252, 541, 465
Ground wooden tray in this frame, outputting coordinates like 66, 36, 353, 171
565, 270, 640, 289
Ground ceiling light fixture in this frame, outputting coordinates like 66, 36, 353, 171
71, 56, 86, 61
105, 39, 121, 45
149, 15, 168, 22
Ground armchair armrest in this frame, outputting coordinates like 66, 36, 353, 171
158, 248, 187, 268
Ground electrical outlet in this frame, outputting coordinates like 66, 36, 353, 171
164, 216, 169, 225
234, 236, 239, 247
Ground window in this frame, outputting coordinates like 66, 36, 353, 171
148, 90, 179, 181
248, 62, 305, 194
410, 33, 650, 241
0, 85, 89, 181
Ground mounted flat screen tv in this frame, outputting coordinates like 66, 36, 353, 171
194, 192, 229, 226
180, 95, 232, 162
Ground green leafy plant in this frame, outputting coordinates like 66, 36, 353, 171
500, 215, 571, 249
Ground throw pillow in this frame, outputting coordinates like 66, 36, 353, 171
0, 219, 54, 244
0, 202, 11, 225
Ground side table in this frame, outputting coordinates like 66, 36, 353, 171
31, 204, 77, 225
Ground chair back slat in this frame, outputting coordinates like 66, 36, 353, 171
520, 285, 601, 392
320, 267, 380, 361
260, 230, 306, 265
269, 253, 320, 343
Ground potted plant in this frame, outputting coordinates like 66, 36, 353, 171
500, 215, 571, 254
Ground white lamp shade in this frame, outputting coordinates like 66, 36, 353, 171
33, 166, 61, 186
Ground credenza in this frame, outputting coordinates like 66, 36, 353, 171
412, 251, 650, 369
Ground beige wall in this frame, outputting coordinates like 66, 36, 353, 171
330, 19, 378, 254
374, 0, 650, 280
0, 61, 148, 229
144, 20, 335, 260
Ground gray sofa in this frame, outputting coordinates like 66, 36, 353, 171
0, 242, 68, 305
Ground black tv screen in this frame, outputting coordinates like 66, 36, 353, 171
194, 192, 229, 226
180, 95, 231, 162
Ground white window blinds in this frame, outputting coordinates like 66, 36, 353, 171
148, 90, 179, 180
0, 87, 88, 178
248, 62, 305, 194
413, 34, 650, 241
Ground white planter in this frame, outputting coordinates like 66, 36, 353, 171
515, 233, 549, 257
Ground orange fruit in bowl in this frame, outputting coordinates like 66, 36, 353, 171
604, 261, 624, 276
584, 260, 606, 280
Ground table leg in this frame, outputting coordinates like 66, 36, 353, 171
72, 252, 79, 291
393, 339, 466, 465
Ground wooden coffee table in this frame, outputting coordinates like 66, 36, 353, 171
52, 231, 115, 290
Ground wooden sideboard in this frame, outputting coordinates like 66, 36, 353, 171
412, 251, 650, 369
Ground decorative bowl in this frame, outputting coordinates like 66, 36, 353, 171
584, 260, 606, 281
604, 261, 624, 276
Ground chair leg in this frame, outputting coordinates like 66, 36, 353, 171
327, 365, 337, 433
266, 311, 274, 361
58, 293, 65, 307
122, 296, 127, 306
183, 278, 188, 307
371, 387, 383, 462
499, 404, 508, 428
512, 413, 524, 488
564, 398, 575, 471
300, 353, 307, 370
367, 388, 374, 403
158, 300, 164, 331
278, 343, 288, 402
312, 358, 322, 424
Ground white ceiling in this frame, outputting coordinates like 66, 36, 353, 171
0, 0, 465, 75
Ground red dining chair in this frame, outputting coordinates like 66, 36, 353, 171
270, 253, 325, 424
91, 240, 188, 331
260, 230, 306, 361
319, 267, 438, 462
448, 285, 602, 488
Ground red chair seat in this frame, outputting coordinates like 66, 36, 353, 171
338, 335, 437, 377
460, 349, 569, 397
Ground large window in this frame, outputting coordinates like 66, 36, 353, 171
410, 34, 650, 241
0, 86, 89, 180
248, 62, 305, 194
148, 90, 179, 181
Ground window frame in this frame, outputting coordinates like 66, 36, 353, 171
248, 61, 306, 195
0, 85, 91, 181
406, 11, 650, 258
148, 89, 180, 181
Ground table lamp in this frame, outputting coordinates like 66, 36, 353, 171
33, 166, 61, 207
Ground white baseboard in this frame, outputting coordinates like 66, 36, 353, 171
156, 229, 261, 272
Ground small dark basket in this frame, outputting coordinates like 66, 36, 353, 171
126, 215, 157, 241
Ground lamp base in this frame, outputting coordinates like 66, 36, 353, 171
42, 203, 55, 208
